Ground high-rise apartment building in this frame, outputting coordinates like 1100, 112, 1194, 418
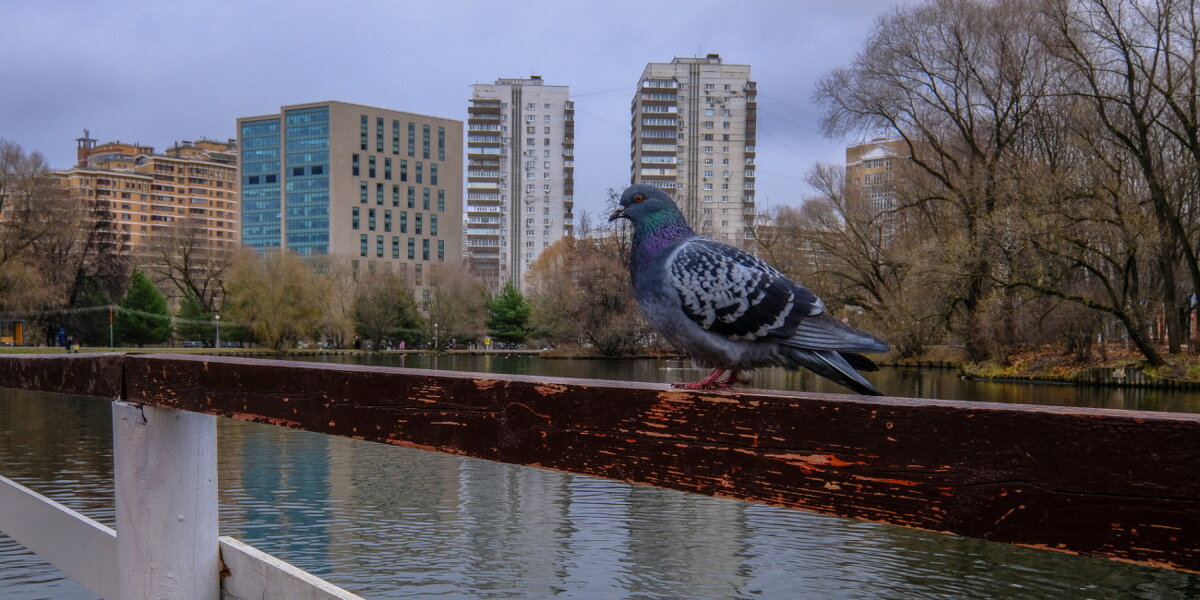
465, 76, 574, 292
630, 54, 757, 245
237, 101, 463, 297
51, 133, 240, 264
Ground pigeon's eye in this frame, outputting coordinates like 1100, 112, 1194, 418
633, 194, 645, 203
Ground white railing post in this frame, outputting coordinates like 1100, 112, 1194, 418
113, 401, 219, 600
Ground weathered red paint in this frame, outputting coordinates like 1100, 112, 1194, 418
0, 352, 1197, 573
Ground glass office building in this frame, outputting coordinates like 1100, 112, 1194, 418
237, 102, 463, 293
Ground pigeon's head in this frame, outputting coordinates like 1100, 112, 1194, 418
609, 184, 682, 225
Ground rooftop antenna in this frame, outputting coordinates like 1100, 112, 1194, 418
75, 128, 97, 167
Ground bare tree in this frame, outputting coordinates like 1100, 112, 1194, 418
145, 215, 233, 313
1043, 0, 1200, 354
425, 262, 487, 343
352, 270, 423, 350
816, 0, 1056, 360
224, 249, 329, 350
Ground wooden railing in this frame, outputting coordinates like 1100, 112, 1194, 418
1, 352, 1197, 599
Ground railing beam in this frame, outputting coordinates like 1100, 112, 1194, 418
113, 401, 219, 600
0, 475, 118, 599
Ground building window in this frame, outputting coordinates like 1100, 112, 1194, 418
352, 207, 360, 229
415, 213, 423, 235
376, 183, 384, 204
352, 154, 360, 176
407, 237, 415, 259
430, 164, 438, 185
437, 127, 445, 160
385, 158, 392, 180
422, 124, 430, 159
400, 160, 408, 182
392, 185, 400, 207
360, 234, 368, 257
415, 162, 423, 184
360, 181, 368, 203
437, 240, 445, 260
376, 235, 384, 257
384, 210, 392, 232
430, 214, 438, 235
368, 156, 376, 178
422, 239, 430, 260
392, 236, 400, 258
408, 122, 416, 156
400, 211, 408, 233
392, 120, 400, 154
437, 190, 445, 211
407, 186, 415, 208
422, 188, 430, 210
376, 117, 385, 152
368, 208, 376, 231
360, 115, 368, 150
415, 264, 423, 285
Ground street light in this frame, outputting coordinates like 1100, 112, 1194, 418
214, 314, 221, 350
434, 323, 439, 351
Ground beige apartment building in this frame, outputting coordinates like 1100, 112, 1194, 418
630, 54, 757, 245
845, 138, 906, 214
465, 77, 574, 292
51, 133, 240, 266
237, 101, 463, 300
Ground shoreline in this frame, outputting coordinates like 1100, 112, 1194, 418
5, 345, 1199, 390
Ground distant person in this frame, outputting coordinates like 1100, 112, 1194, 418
57, 327, 67, 350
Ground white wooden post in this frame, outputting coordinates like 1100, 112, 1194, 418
113, 401, 219, 600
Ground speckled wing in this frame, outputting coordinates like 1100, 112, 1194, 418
667, 239, 823, 341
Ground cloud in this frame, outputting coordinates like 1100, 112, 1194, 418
0, 0, 906, 216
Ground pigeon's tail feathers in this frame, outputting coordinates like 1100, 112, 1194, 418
841, 352, 880, 372
785, 348, 884, 396
783, 314, 890, 354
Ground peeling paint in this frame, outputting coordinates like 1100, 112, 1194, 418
533, 383, 567, 396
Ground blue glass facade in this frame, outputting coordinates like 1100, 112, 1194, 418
241, 119, 282, 249
284, 106, 330, 255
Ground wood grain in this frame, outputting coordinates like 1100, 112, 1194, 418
117, 353, 1200, 573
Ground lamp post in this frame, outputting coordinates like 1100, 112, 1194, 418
433, 323, 439, 351
214, 315, 220, 349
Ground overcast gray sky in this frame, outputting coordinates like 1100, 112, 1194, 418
1, 0, 903, 218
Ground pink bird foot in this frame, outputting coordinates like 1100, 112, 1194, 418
671, 368, 731, 390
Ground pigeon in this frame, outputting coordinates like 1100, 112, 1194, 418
609, 184, 889, 395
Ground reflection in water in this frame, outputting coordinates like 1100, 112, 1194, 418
2, 359, 1199, 599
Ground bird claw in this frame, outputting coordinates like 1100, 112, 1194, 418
671, 380, 732, 390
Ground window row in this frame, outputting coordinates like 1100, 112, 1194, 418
358, 182, 446, 211
360, 115, 445, 161
351, 207, 439, 235
359, 234, 445, 261
351, 154, 440, 185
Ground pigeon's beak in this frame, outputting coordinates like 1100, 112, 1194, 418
608, 208, 626, 222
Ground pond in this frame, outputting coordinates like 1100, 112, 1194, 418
2, 356, 1197, 599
